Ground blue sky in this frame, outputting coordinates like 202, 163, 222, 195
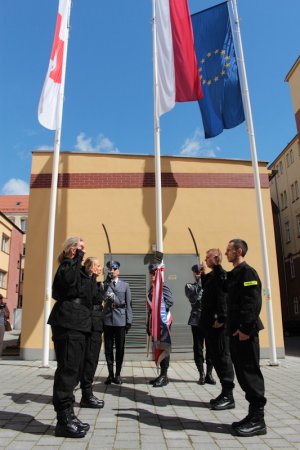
0, 0, 299, 195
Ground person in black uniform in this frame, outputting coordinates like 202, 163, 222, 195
200, 248, 235, 410
103, 261, 132, 385
185, 264, 216, 385
79, 257, 105, 408
48, 236, 92, 438
225, 239, 267, 437
147, 263, 174, 387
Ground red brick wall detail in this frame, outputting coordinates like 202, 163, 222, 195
30, 172, 270, 189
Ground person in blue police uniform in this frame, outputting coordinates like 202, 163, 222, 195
103, 261, 132, 385
185, 264, 216, 385
200, 249, 235, 411
48, 237, 92, 438
225, 239, 267, 437
79, 257, 105, 409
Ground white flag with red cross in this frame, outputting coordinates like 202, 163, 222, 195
38, 0, 70, 130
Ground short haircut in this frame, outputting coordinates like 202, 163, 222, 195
229, 239, 248, 257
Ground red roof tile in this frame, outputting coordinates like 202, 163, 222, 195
0, 195, 29, 213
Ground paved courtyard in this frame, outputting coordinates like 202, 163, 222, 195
0, 349, 300, 449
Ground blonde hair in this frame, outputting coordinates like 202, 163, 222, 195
58, 236, 82, 263
207, 248, 222, 263
84, 257, 98, 275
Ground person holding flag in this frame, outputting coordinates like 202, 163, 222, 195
147, 263, 174, 387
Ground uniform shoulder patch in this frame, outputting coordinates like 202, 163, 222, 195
244, 280, 258, 286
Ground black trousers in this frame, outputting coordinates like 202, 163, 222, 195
230, 333, 267, 408
104, 325, 126, 374
80, 330, 103, 395
205, 327, 235, 393
191, 325, 213, 371
51, 326, 87, 412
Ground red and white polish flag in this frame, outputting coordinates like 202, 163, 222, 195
38, 0, 70, 130
155, 0, 203, 116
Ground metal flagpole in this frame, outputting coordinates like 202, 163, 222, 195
41, 0, 72, 367
152, 0, 164, 254
230, 0, 278, 365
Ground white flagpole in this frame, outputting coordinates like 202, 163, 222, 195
152, 0, 164, 254
41, 0, 72, 367
230, 0, 278, 365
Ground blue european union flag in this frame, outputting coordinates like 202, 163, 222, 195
191, 2, 245, 138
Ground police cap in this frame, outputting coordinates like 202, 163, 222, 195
106, 260, 120, 270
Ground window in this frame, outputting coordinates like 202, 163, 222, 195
286, 153, 291, 167
20, 218, 27, 232
280, 193, 284, 210
0, 270, 7, 289
279, 161, 283, 174
1, 234, 10, 253
22, 243, 26, 256
295, 180, 299, 199
290, 256, 295, 278
293, 297, 299, 315
285, 221, 291, 243
297, 215, 300, 237
290, 149, 294, 164
283, 190, 288, 209
291, 184, 295, 202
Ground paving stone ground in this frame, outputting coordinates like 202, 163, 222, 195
1, 350, 300, 450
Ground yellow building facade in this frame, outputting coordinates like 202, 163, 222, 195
21, 151, 284, 360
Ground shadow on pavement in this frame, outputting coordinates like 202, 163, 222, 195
116, 408, 232, 434
94, 382, 210, 409
4, 393, 52, 405
0, 411, 55, 435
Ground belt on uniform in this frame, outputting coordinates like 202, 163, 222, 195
72, 298, 87, 306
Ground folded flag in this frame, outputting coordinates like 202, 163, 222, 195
191, 2, 245, 138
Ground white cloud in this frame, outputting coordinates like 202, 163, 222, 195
75, 132, 119, 153
179, 128, 220, 158
34, 145, 53, 151
1, 178, 29, 195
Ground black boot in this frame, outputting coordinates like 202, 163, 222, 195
69, 406, 90, 432
153, 368, 169, 387
233, 406, 267, 437
205, 363, 216, 385
211, 391, 235, 410
197, 364, 205, 385
104, 365, 114, 385
55, 408, 86, 438
114, 366, 123, 385
80, 391, 105, 409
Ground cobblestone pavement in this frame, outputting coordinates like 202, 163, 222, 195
0, 356, 300, 449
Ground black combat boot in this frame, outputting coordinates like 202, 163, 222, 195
211, 390, 235, 410
55, 408, 86, 438
104, 365, 114, 385
114, 365, 123, 385
80, 391, 105, 408
69, 406, 90, 431
153, 368, 169, 387
232, 405, 267, 437
205, 363, 216, 385
197, 364, 205, 385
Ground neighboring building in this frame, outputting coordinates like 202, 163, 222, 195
0, 212, 24, 326
20, 151, 283, 360
0, 195, 29, 310
269, 57, 300, 334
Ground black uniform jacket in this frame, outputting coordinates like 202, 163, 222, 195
48, 251, 92, 333
200, 264, 228, 332
226, 261, 264, 336
185, 280, 203, 326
